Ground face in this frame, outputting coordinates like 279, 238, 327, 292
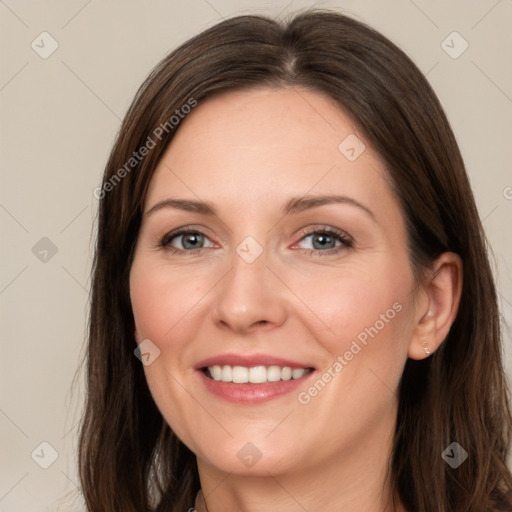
129, 86, 420, 478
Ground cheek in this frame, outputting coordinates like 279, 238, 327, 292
308, 270, 405, 339
129, 260, 207, 447
129, 260, 207, 344
300, 262, 412, 387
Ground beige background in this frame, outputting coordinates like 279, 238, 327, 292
1, 0, 511, 510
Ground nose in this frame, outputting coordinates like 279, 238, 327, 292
210, 246, 288, 334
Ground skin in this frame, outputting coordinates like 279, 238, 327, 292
129, 86, 462, 512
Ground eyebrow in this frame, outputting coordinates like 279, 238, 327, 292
280, 194, 376, 222
146, 194, 376, 222
146, 198, 216, 216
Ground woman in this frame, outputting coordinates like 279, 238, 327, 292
78, 9, 512, 511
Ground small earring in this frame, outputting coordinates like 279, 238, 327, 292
422, 338, 431, 356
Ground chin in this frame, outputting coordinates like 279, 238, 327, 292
195, 437, 300, 476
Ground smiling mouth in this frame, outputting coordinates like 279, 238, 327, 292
202, 365, 314, 384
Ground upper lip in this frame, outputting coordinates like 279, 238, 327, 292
194, 353, 315, 370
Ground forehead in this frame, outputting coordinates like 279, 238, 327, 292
160, 86, 365, 166
145, 86, 397, 222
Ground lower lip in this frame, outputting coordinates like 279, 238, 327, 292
197, 370, 315, 404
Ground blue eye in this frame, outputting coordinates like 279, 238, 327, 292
159, 226, 353, 256
295, 227, 353, 255
161, 230, 214, 251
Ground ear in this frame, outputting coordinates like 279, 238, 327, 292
408, 252, 463, 360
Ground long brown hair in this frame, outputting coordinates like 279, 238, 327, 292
78, 9, 512, 511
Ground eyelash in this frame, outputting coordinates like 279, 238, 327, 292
294, 226, 353, 256
159, 226, 353, 256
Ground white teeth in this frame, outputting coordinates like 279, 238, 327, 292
267, 365, 282, 382
207, 364, 311, 383
232, 366, 249, 383
221, 365, 232, 382
249, 366, 267, 383
292, 368, 307, 379
281, 367, 292, 381
211, 365, 222, 381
